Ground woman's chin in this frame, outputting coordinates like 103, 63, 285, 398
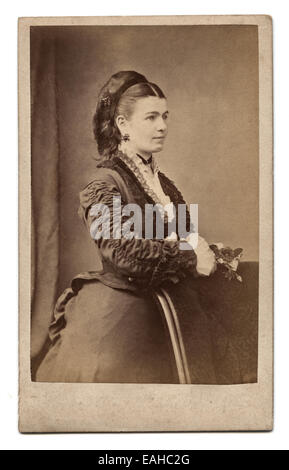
152, 142, 165, 153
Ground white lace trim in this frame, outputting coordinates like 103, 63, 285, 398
117, 141, 175, 222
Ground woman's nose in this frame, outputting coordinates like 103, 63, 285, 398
157, 117, 167, 131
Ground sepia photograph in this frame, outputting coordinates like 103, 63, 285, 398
18, 15, 273, 432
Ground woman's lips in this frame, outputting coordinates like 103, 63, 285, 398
153, 136, 165, 140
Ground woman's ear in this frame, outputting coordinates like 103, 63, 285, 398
115, 115, 127, 134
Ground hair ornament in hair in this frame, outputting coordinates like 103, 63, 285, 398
100, 95, 111, 107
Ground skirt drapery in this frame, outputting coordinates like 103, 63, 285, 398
35, 262, 258, 384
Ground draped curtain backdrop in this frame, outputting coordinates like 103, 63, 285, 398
30, 26, 259, 374
31, 30, 60, 372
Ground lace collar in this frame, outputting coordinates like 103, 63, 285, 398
118, 142, 159, 174
116, 142, 175, 222
116, 143, 166, 205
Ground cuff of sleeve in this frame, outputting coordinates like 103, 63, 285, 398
149, 240, 197, 287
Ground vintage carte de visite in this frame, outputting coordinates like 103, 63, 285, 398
18, 15, 273, 432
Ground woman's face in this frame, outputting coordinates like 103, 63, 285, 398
118, 96, 169, 157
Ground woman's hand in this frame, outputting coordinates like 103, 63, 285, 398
189, 235, 217, 277
165, 232, 217, 277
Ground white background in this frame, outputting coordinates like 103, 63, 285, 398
1, 0, 288, 450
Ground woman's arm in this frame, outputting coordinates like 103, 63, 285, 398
79, 174, 198, 288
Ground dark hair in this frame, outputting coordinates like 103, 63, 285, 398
93, 71, 166, 158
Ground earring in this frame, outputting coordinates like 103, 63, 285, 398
122, 133, 130, 142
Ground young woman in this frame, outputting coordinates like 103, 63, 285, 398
35, 71, 258, 384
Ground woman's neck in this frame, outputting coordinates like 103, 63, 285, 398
135, 149, 152, 161
119, 141, 152, 161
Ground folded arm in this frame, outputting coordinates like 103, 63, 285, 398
79, 175, 198, 288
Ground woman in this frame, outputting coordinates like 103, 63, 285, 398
35, 71, 258, 384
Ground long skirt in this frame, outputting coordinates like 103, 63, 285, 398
35, 262, 258, 384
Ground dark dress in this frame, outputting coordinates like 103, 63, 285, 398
35, 151, 258, 384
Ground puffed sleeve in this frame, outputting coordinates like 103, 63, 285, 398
79, 170, 198, 288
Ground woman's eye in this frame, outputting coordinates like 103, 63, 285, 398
145, 114, 169, 121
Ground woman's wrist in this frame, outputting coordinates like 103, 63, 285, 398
188, 235, 216, 276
